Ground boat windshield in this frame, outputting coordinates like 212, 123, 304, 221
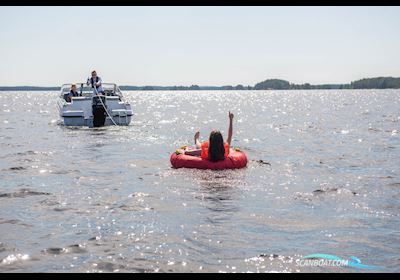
60, 83, 123, 98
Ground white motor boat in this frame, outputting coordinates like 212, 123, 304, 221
57, 83, 132, 127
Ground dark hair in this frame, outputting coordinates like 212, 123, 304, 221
208, 130, 225, 162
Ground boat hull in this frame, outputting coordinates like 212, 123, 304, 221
61, 115, 132, 127
58, 95, 133, 128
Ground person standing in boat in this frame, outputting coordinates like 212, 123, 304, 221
87, 70, 104, 95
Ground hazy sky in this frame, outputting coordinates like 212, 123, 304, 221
1, 6, 400, 86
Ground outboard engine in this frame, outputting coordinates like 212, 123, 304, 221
92, 96, 107, 127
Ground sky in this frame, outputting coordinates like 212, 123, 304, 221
0, 6, 400, 86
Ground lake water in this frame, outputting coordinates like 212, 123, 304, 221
0, 90, 399, 272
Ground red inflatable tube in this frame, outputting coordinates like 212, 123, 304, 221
170, 150, 248, 170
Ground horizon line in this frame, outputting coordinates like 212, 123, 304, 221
1, 75, 399, 88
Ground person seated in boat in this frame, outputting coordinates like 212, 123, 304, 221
63, 84, 80, 102
86, 70, 104, 95
184, 111, 234, 162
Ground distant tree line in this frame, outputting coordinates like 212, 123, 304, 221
1, 77, 400, 91
119, 84, 252, 91
350, 77, 400, 89
252, 77, 400, 90
0, 86, 60, 91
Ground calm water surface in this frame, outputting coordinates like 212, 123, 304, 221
0, 90, 399, 272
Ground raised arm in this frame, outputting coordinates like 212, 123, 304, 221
227, 111, 234, 146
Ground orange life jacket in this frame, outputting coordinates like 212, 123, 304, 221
201, 141, 230, 160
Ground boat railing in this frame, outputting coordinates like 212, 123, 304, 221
60, 83, 124, 100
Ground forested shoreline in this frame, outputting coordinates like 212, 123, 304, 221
1, 77, 400, 91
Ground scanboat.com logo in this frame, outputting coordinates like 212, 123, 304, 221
299, 254, 384, 269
